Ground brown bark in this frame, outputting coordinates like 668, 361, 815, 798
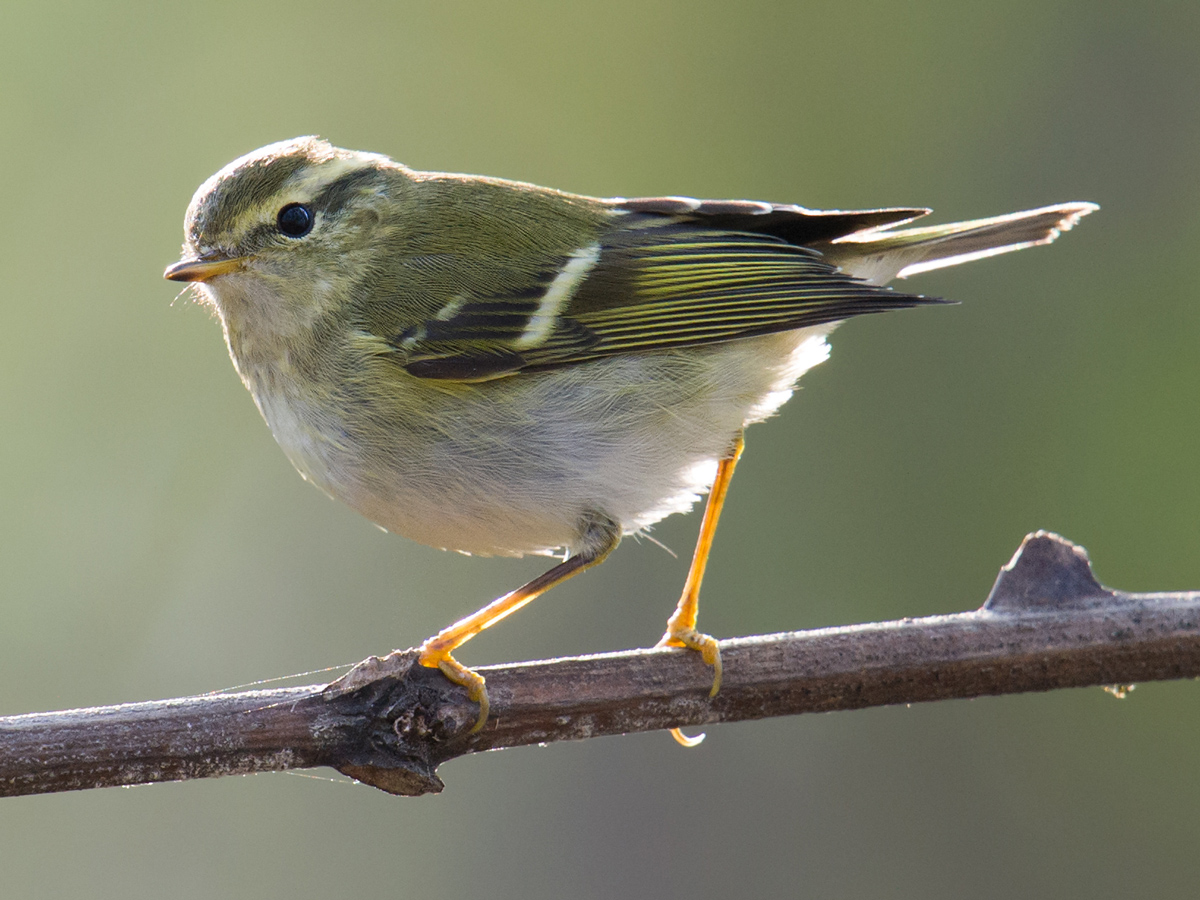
2, 532, 1197, 798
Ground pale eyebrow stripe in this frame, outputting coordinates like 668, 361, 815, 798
286, 155, 377, 198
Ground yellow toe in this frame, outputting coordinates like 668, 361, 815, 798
658, 627, 723, 697
419, 645, 489, 732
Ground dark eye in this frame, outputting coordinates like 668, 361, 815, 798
276, 203, 314, 238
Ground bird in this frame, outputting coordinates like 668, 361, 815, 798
165, 136, 1096, 735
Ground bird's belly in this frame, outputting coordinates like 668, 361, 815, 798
255, 327, 834, 558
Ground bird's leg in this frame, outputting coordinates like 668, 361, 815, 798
657, 435, 744, 744
418, 513, 619, 732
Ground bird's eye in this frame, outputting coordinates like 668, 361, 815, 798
276, 203, 314, 238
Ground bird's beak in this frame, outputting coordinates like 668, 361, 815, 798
164, 254, 246, 283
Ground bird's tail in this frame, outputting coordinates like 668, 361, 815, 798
819, 202, 1099, 285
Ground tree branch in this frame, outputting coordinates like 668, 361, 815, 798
3, 531, 1199, 798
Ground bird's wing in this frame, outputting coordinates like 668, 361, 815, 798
389, 200, 941, 382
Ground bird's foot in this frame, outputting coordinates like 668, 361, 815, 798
656, 626, 722, 747
417, 642, 489, 733
657, 626, 723, 696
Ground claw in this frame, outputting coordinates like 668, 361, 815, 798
669, 727, 706, 747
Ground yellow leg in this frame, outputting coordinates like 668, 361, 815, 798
657, 436, 744, 746
419, 516, 618, 732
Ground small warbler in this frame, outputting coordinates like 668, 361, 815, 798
166, 137, 1095, 734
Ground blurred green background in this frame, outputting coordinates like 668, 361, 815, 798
2, 1, 1198, 897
